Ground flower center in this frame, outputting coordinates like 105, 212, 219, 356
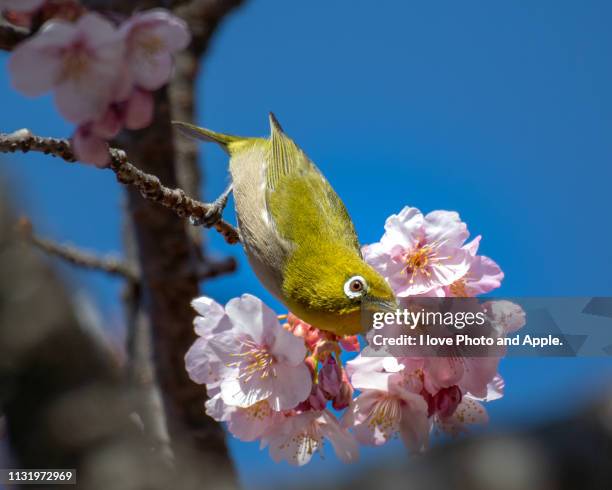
402, 240, 450, 284
449, 279, 468, 297
231, 338, 277, 381
245, 400, 272, 421
368, 396, 401, 437
139, 34, 165, 58
294, 421, 322, 458
61, 44, 90, 82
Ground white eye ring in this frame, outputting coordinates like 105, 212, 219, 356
344, 275, 367, 298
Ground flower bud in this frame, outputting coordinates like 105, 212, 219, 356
433, 385, 462, 419
332, 379, 354, 410
307, 385, 328, 411
318, 356, 342, 399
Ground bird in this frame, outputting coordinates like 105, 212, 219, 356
173, 113, 397, 336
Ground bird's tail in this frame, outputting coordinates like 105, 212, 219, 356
172, 121, 242, 155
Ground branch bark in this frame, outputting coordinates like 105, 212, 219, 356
0, 129, 240, 244
16, 217, 138, 280
0, 19, 28, 51
117, 87, 236, 484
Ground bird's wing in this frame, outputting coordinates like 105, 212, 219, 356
265, 116, 360, 253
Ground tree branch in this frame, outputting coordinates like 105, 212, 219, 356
0, 129, 241, 244
16, 216, 138, 280
196, 255, 237, 280
0, 19, 29, 51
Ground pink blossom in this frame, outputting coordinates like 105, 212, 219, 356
422, 385, 462, 418
185, 296, 232, 387
444, 236, 504, 296
332, 370, 354, 410
435, 396, 488, 436
363, 207, 472, 296
263, 410, 359, 465
121, 9, 190, 91
0, 0, 44, 12
344, 357, 430, 451
9, 13, 125, 124
185, 294, 312, 411
123, 89, 154, 130
318, 356, 342, 399
484, 300, 527, 334
205, 392, 281, 442
72, 125, 109, 168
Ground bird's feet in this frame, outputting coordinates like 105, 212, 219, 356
200, 184, 233, 227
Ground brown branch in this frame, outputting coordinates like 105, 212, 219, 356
119, 87, 237, 484
196, 255, 237, 280
15, 216, 138, 280
0, 19, 29, 51
0, 129, 240, 244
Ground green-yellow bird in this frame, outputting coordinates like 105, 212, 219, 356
174, 114, 396, 336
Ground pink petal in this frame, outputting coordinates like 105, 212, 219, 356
204, 392, 233, 422
381, 206, 424, 251
422, 357, 464, 394
465, 255, 504, 295
266, 363, 312, 410
225, 294, 278, 342
72, 126, 109, 167
398, 403, 430, 452
191, 296, 230, 337
463, 235, 482, 256
270, 326, 307, 365
320, 411, 359, 463
266, 412, 321, 466
124, 89, 154, 130
484, 300, 526, 334
227, 401, 278, 442
91, 106, 123, 139
220, 377, 272, 408
146, 13, 191, 51
131, 50, 174, 91
7, 20, 76, 96
424, 210, 469, 248
460, 357, 500, 399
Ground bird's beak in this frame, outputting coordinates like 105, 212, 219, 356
363, 295, 399, 314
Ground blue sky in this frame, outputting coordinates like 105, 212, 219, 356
1, 1, 612, 488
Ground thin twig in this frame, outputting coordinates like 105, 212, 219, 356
0, 20, 29, 51
196, 256, 237, 280
16, 217, 138, 280
0, 129, 241, 244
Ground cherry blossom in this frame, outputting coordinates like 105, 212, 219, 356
443, 236, 504, 297
183, 205, 519, 464
120, 9, 191, 91
263, 410, 359, 465
71, 88, 154, 166
186, 294, 312, 411
205, 391, 281, 442
435, 396, 489, 436
9, 13, 125, 124
363, 206, 472, 296
344, 356, 430, 451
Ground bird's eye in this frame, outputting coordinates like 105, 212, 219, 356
344, 275, 367, 299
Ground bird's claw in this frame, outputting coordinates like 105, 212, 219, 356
201, 185, 232, 227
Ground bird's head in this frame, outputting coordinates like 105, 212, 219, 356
282, 245, 398, 336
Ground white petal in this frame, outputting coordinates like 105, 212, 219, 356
267, 363, 312, 411
424, 210, 469, 248
270, 326, 306, 365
